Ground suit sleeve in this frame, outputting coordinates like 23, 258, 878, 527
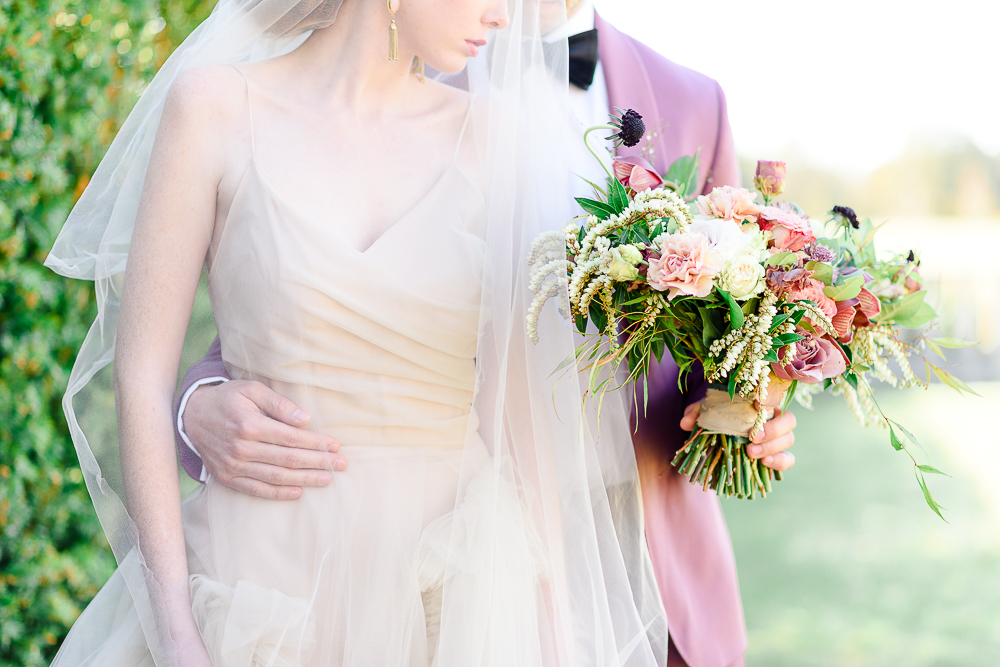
173, 336, 231, 481
703, 81, 741, 192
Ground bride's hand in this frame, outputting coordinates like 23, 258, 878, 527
185, 380, 346, 499
680, 403, 797, 471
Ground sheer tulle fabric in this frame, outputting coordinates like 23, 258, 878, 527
46, 0, 668, 665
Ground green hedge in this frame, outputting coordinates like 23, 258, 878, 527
0, 0, 213, 663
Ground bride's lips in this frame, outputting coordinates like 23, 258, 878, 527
465, 39, 487, 57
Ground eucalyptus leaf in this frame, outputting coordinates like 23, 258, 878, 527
874, 290, 927, 325
766, 252, 798, 268
892, 301, 937, 329
804, 260, 834, 286
823, 275, 865, 301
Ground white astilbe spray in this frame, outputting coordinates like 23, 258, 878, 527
527, 189, 692, 343
526, 229, 572, 343
850, 324, 922, 389
707, 290, 779, 400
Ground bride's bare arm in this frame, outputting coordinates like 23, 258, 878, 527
114, 66, 242, 662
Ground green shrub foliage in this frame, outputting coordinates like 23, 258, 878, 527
0, 0, 213, 663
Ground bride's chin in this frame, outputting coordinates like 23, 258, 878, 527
423, 53, 472, 77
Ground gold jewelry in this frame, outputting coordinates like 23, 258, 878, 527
387, 0, 398, 61
410, 56, 425, 83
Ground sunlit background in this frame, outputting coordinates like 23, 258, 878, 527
596, 1, 1000, 663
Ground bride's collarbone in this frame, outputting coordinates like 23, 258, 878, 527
231, 88, 469, 248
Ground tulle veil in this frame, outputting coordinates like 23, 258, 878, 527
45, 0, 669, 664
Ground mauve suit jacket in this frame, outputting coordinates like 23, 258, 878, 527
175, 16, 746, 667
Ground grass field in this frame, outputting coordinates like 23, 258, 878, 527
723, 384, 1000, 666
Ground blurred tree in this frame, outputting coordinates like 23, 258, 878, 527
0, 0, 213, 664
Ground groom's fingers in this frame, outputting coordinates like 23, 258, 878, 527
761, 451, 795, 471
747, 430, 794, 460
679, 402, 700, 431
225, 475, 304, 501
240, 381, 340, 453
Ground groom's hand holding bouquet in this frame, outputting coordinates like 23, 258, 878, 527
529, 109, 973, 516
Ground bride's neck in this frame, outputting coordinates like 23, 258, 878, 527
278, 2, 419, 116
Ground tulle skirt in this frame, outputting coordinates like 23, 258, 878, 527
52, 439, 552, 667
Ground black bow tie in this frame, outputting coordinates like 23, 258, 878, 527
568, 29, 599, 91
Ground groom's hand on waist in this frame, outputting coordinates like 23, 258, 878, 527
185, 380, 346, 500
680, 403, 796, 472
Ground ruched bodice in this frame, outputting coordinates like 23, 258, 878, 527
208, 101, 486, 450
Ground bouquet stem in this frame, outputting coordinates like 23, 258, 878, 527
672, 430, 782, 498
671, 384, 788, 499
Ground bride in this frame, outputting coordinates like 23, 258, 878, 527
45, 0, 667, 665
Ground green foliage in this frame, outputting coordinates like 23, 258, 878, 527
0, 0, 213, 663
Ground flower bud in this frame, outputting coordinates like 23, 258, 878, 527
754, 160, 786, 199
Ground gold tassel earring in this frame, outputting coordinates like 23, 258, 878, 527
387, 0, 398, 61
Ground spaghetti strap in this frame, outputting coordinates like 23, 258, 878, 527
230, 65, 256, 157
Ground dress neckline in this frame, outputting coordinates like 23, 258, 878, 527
228, 64, 476, 255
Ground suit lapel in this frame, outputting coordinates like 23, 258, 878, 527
595, 13, 668, 173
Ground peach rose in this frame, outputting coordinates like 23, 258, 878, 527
612, 156, 664, 193
757, 205, 815, 251
754, 160, 787, 199
696, 186, 760, 224
787, 278, 837, 319
646, 233, 723, 300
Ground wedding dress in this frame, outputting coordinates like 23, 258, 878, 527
45, 1, 668, 665
56, 72, 548, 666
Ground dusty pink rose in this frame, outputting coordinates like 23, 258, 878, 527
757, 205, 815, 251
787, 278, 838, 319
646, 233, 723, 300
772, 328, 848, 384
696, 186, 760, 223
754, 160, 787, 199
612, 156, 664, 193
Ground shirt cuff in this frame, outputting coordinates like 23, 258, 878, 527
177, 376, 229, 483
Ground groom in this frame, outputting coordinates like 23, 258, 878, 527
172, 3, 796, 666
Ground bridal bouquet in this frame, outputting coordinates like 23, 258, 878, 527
527, 109, 972, 515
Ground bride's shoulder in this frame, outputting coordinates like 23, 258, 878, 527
160, 64, 249, 143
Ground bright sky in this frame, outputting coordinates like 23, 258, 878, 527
594, 0, 1000, 175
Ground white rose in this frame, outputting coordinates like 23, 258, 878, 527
717, 253, 765, 300
618, 244, 643, 265
602, 247, 640, 282
689, 217, 751, 263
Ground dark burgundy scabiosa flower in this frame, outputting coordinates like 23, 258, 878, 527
607, 108, 646, 148
831, 205, 859, 229
804, 241, 836, 263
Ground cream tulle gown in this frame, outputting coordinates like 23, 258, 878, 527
54, 72, 550, 667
